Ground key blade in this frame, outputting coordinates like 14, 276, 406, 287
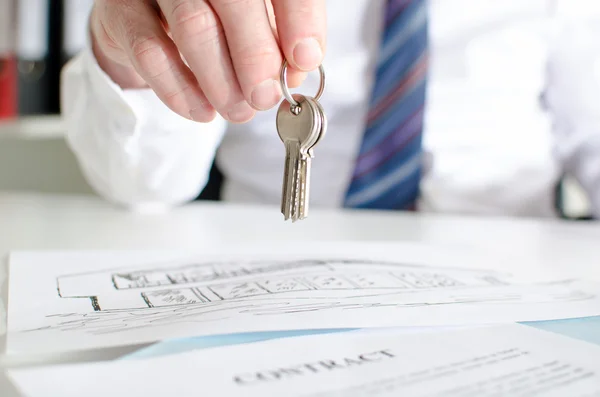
297, 156, 312, 220
291, 153, 302, 222
292, 154, 305, 222
282, 140, 300, 220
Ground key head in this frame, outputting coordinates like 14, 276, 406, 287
306, 96, 328, 156
276, 94, 320, 153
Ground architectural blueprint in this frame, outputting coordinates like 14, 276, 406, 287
6, 246, 600, 355
56, 258, 513, 311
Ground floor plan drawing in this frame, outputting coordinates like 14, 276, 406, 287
7, 249, 600, 355
55, 259, 514, 311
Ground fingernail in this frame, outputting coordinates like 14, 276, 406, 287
227, 101, 255, 123
293, 38, 323, 71
251, 79, 282, 110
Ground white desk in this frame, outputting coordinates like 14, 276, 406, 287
0, 192, 599, 395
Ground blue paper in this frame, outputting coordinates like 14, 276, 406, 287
523, 316, 600, 346
123, 317, 600, 360
124, 328, 356, 360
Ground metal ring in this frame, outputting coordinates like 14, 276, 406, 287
279, 60, 325, 107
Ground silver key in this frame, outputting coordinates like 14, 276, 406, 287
295, 96, 327, 220
276, 94, 321, 221
307, 97, 328, 157
296, 155, 311, 220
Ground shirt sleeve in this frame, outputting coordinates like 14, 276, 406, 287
60, 42, 227, 211
544, 12, 600, 219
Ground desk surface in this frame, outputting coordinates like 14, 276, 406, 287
1, 192, 599, 277
1, 192, 599, 395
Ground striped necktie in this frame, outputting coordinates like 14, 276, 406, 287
343, 0, 429, 210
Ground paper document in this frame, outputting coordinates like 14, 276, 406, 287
7, 324, 600, 397
122, 315, 600, 360
6, 244, 600, 355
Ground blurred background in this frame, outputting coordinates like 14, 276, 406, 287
0, 0, 96, 195
0, 0, 595, 219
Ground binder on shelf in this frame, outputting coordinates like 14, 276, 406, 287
0, 0, 17, 120
16, 0, 51, 115
0, 57, 18, 121
62, 0, 94, 64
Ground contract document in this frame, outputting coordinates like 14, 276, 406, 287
6, 324, 600, 396
6, 244, 600, 355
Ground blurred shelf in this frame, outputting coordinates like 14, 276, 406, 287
0, 115, 65, 139
0, 115, 94, 195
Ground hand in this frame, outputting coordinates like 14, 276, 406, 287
90, 0, 326, 123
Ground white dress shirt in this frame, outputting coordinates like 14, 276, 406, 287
60, 0, 600, 218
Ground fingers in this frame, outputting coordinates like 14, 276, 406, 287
209, 0, 282, 111
99, 0, 215, 122
271, 0, 326, 72
97, 0, 327, 124
263, 0, 304, 88
157, 0, 255, 123
285, 68, 307, 88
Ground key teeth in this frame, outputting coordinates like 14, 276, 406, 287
293, 156, 302, 221
281, 141, 299, 221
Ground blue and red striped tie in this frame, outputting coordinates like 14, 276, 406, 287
344, 0, 429, 210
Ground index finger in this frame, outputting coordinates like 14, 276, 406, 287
271, 0, 326, 72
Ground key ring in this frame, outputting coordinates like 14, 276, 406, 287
279, 59, 325, 114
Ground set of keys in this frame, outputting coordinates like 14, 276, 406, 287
276, 61, 327, 222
